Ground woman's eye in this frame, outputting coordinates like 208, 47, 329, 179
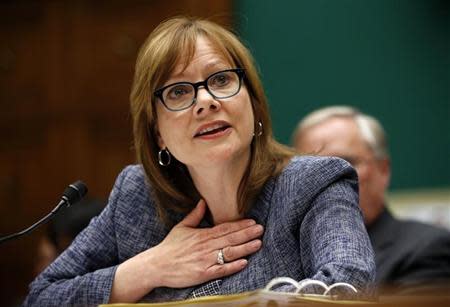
166, 85, 192, 100
210, 73, 230, 87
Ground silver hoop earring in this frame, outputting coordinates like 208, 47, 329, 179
254, 121, 263, 137
158, 148, 171, 166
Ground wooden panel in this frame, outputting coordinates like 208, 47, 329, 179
0, 1, 232, 304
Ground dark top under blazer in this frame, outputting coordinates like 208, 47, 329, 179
24, 156, 375, 306
369, 208, 450, 290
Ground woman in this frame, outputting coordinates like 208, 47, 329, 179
25, 16, 375, 306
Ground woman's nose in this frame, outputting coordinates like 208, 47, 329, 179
193, 87, 221, 116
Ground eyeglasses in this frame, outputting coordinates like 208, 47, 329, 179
154, 68, 245, 111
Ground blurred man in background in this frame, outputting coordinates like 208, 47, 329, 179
293, 106, 450, 293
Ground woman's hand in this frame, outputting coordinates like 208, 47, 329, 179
109, 199, 263, 303
152, 199, 264, 288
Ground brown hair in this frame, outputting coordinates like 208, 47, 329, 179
130, 16, 294, 226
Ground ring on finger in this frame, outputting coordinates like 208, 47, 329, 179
217, 248, 225, 265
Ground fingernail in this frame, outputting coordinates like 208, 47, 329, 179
238, 259, 248, 267
253, 225, 264, 234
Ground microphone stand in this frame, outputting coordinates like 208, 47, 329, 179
0, 199, 69, 245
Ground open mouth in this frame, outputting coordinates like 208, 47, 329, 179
194, 123, 231, 137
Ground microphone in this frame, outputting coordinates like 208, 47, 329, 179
0, 181, 88, 245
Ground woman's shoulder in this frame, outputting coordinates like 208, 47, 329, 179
270, 155, 357, 198
282, 155, 355, 179
109, 164, 153, 209
117, 164, 147, 183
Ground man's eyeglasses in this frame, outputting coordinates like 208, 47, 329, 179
154, 68, 245, 111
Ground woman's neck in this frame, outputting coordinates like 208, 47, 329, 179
187, 154, 249, 225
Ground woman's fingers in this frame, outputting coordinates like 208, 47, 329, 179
155, 201, 264, 288
207, 239, 262, 267
221, 239, 262, 262
201, 240, 261, 282
178, 199, 206, 227
206, 259, 249, 280
209, 219, 257, 238
208, 223, 264, 251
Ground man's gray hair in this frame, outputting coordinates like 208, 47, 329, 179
293, 106, 389, 159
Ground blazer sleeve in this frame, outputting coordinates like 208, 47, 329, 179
23, 166, 133, 307
299, 161, 376, 293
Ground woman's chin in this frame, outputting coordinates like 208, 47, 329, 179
193, 146, 249, 168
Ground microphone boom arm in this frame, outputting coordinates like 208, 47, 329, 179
0, 181, 87, 245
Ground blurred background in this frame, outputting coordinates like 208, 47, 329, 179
0, 0, 448, 305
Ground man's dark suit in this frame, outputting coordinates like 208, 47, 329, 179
368, 208, 450, 292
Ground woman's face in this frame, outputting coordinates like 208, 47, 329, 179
155, 36, 254, 170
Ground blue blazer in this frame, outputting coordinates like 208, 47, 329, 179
25, 156, 375, 306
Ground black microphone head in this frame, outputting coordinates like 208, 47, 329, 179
62, 180, 88, 205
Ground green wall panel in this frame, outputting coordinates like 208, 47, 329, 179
234, 0, 449, 190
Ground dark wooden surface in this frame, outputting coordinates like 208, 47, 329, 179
0, 1, 232, 305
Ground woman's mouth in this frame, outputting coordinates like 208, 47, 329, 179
194, 122, 232, 138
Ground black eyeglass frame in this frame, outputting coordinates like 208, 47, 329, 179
153, 68, 245, 111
